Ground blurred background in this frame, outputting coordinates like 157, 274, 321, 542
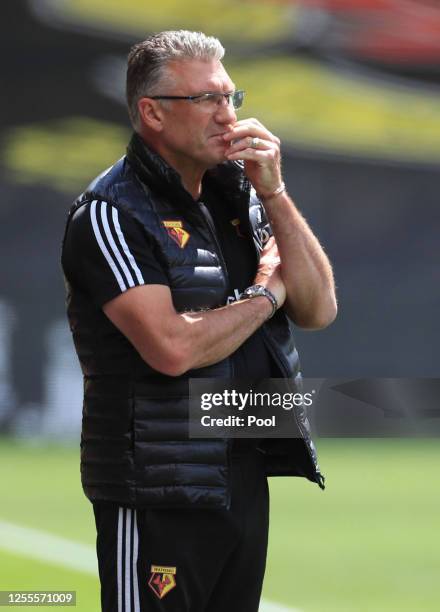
0, 1, 439, 610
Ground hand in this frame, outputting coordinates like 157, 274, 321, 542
253, 237, 286, 308
223, 118, 283, 199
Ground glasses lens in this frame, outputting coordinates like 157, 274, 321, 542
232, 90, 244, 110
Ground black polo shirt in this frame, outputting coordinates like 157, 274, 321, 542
201, 188, 275, 380
62, 195, 276, 380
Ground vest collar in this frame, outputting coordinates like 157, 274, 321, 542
126, 132, 251, 210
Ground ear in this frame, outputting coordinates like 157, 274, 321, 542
137, 98, 165, 132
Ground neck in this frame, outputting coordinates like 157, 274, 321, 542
180, 172, 204, 200
139, 133, 206, 200
162, 154, 205, 200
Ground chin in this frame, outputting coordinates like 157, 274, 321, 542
201, 151, 227, 169
211, 150, 227, 163
210, 158, 229, 169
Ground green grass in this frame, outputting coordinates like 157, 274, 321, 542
266, 439, 440, 611
0, 551, 99, 611
0, 439, 439, 611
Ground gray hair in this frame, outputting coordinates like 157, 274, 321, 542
126, 30, 225, 131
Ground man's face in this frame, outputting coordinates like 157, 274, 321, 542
155, 59, 238, 170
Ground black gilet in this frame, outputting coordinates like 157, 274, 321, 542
62, 133, 324, 509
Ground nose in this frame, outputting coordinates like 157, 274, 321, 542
215, 98, 237, 124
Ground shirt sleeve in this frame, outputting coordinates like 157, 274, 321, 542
63, 200, 169, 306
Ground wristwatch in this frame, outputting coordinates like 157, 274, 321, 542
240, 284, 278, 319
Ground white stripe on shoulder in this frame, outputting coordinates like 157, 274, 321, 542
111, 207, 145, 285
90, 200, 126, 292
100, 202, 135, 288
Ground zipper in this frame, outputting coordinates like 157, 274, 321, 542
250, 196, 324, 488
196, 200, 234, 380
197, 201, 231, 291
197, 200, 235, 507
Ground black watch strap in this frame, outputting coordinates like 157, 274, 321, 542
240, 284, 278, 319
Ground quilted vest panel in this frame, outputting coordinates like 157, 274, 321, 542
63, 136, 324, 509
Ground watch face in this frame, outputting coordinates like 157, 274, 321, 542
247, 285, 264, 297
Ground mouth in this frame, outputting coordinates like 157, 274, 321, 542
209, 133, 230, 148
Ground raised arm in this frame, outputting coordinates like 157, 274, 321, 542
224, 119, 337, 329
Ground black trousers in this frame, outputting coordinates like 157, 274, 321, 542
93, 447, 269, 612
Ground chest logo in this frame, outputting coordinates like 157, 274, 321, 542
163, 220, 190, 248
148, 565, 177, 599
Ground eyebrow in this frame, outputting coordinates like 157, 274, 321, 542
198, 81, 236, 93
192, 87, 236, 96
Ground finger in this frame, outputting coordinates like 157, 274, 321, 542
262, 236, 277, 252
236, 117, 266, 130
259, 257, 281, 269
260, 241, 279, 261
226, 136, 274, 155
224, 127, 277, 145
226, 147, 278, 163
245, 118, 280, 143
223, 122, 279, 144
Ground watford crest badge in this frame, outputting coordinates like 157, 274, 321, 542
163, 220, 190, 249
148, 565, 177, 600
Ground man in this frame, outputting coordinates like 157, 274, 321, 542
62, 30, 336, 612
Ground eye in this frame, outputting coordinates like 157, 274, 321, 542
197, 94, 215, 104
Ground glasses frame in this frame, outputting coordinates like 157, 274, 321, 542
149, 90, 245, 110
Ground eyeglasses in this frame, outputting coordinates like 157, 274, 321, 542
149, 90, 245, 111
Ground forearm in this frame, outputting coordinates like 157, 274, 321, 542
103, 284, 280, 377
264, 191, 337, 329
222, 118, 336, 328
174, 295, 273, 372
